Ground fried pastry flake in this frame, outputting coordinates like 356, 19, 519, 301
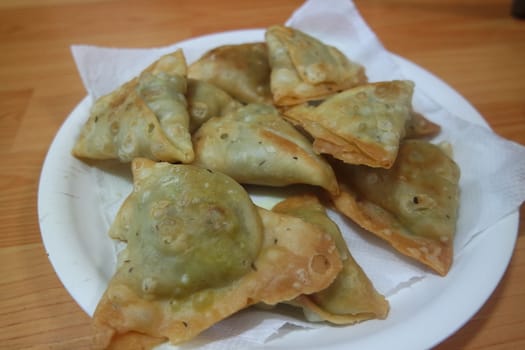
331, 140, 460, 275
265, 25, 367, 106
73, 49, 194, 163
188, 42, 272, 104
272, 195, 389, 324
92, 158, 342, 349
192, 103, 339, 195
282, 80, 415, 168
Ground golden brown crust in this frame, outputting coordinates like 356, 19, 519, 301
282, 81, 415, 168
192, 103, 339, 195
188, 42, 272, 104
405, 111, 441, 139
265, 25, 367, 106
272, 195, 389, 324
186, 78, 242, 132
73, 50, 194, 163
332, 186, 453, 276
330, 140, 460, 276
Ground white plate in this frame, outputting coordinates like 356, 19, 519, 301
38, 30, 519, 350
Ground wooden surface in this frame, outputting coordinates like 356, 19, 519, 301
1, 0, 524, 349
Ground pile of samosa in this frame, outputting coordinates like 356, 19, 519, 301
73, 25, 460, 350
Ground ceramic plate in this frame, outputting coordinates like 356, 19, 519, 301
38, 30, 519, 350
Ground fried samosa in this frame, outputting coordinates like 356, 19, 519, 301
282, 80, 415, 168
186, 78, 242, 133
188, 42, 272, 104
265, 25, 367, 106
331, 140, 460, 275
73, 50, 194, 163
192, 103, 339, 195
272, 195, 389, 324
405, 111, 441, 139
92, 158, 342, 349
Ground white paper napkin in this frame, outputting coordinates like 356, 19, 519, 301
71, 0, 525, 348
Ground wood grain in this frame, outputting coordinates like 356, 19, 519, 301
1, 0, 523, 349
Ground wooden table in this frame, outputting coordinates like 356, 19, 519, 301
1, 0, 524, 349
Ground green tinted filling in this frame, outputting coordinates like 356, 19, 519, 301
124, 164, 262, 299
